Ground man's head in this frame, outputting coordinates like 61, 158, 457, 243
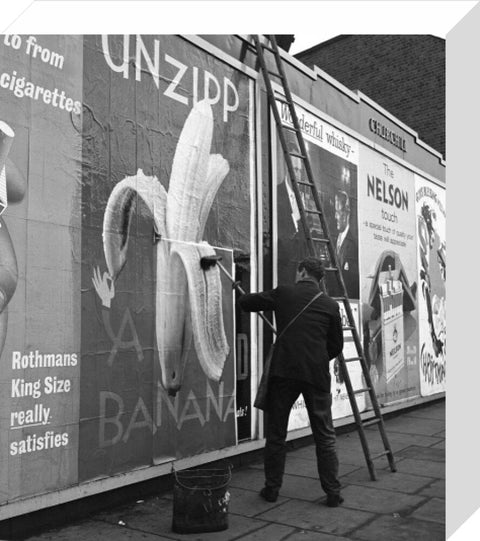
335, 191, 350, 233
296, 257, 325, 283
291, 155, 303, 182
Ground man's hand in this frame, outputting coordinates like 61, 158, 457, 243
92, 266, 115, 308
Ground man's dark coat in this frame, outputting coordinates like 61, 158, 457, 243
239, 280, 343, 393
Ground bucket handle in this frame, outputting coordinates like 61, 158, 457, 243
171, 463, 232, 491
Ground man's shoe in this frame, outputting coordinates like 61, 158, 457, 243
324, 494, 344, 508
260, 487, 279, 502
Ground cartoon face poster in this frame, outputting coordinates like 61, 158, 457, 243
415, 175, 446, 396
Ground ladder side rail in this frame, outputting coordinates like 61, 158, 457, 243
336, 350, 377, 480
253, 36, 320, 261
255, 35, 396, 476
266, 36, 354, 300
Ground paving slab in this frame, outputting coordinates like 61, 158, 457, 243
352, 514, 445, 541
255, 499, 373, 536
233, 523, 295, 540
335, 445, 398, 469
395, 445, 444, 462
227, 487, 289, 518
404, 405, 445, 421
340, 466, 433, 494
411, 497, 445, 524
418, 479, 445, 499
249, 456, 360, 479
230, 467, 324, 502
387, 458, 445, 479
367, 416, 444, 437
282, 530, 352, 540
27, 520, 171, 540
340, 484, 426, 515
92, 496, 266, 540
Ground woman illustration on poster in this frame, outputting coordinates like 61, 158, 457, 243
0, 121, 26, 357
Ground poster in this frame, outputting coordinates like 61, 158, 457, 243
358, 146, 420, 406
79, 35, 254, 480
414, 176, 446, 396
0, 34, 255, 504
273, 100, 363, 428
0, 35, 83, 503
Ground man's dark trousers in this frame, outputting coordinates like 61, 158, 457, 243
265, 376, 341, 497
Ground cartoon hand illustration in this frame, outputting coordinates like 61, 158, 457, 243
92, 266, 115, 309
101, 100, 230, 395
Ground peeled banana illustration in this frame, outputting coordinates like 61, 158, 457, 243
102, 100, 230, 394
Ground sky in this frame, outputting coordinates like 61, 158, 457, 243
1, 1, 477, 41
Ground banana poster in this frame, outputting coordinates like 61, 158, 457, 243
78, 36, 253, 480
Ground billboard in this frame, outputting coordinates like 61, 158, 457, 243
0, 34, 83, 503
358, 146, 420, 406
414, 176, 446, 396
0, 34, 255, 505
79, 35, 254, 480
273, 100, 365, 428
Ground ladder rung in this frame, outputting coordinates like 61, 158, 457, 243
262, 44, 276, 53
297, 181, 314, 187
332, 296, 347, 302
362, 417, 381, 428
283, 124, 299, 132
311, 237, 330, 243
268, 70, 283, 79
288, 151, 307, 159
344, 356, 363, 363
342, 325, 356, 331
325, 266, 339, 272
371, 450, 392, 461
353, 387, 370, 395
304, 209, 322, 215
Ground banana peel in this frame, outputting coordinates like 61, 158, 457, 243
102, 100, 230, 394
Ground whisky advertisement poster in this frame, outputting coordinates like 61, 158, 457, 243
273, 100, 363, 427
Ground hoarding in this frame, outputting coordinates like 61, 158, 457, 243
79, 35, 254, 480
273, 100, 365, 428
0, 34, 83, 503
358, 146, 420, 406
0, 34, 255, 505
414, 175, 446, 396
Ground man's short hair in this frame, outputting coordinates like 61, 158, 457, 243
335, 190, 350, 213
298, 257, 325, 281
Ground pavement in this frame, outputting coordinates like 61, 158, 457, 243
26, 399, 445, 541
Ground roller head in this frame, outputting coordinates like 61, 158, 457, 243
200, 254, 222, 271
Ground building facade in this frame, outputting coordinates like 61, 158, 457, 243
296, 35, 445, 158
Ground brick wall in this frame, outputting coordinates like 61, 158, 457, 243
296, 35, 445, 158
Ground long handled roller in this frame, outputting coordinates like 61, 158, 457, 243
200, 254, 277, 334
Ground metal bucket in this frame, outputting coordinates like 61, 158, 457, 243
171, 465, 232, 534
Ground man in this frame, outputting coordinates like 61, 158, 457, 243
334, 190, 359, 299
239, 257, 344, 507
